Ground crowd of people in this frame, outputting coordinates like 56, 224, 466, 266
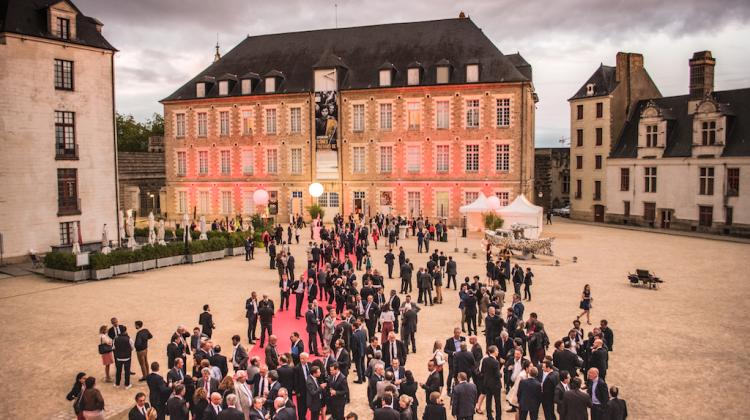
67, 212, 626, 420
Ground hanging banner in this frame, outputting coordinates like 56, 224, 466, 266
315, 91, 338, 148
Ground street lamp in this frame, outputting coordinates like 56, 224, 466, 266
309, 182, 324, 198
148, 193, 156, 214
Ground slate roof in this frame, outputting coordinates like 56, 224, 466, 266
0, 0, 115, 50
506, 53, 532, 81
610, 88, 750, 158
569, 64, 618, 100
163, 17, 530, 102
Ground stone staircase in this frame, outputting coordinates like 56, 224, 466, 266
316, 149, 339, 180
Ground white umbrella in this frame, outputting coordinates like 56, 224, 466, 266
157, 219, 166, 245
126, 209, 136, 249
118, 210, 126, 243
199, 216, 208, 240
183, 213, 192, 243
148, 212, 156, 245
101, 224, 111, 255
71, 222, 81, 255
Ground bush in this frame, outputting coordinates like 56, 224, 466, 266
43, 252, 80, 271
307, 204, 325, 220
483, 213, 504, 230
108, 248, 135, 266
89, 253, 112, 270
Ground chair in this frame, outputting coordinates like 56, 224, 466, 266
30, 252, 44, 268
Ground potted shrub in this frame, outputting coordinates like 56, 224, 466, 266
89, 253, 113, 280
156, 242, 185, 268
139, 245, 158, 270
307, 204, 325, 221
129, 248, 145, 272
483, 213, 504, 231
227, 232, 248, 256
43, 251, 89, 281
110, 249, 133, 275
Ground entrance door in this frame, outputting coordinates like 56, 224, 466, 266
353, 191, 366, 216
660, 209, 671, 229
593, 204, 605, 222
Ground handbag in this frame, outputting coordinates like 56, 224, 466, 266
98, 337, 113, 354
579, 300, 585, 310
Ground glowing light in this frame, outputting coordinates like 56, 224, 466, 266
309, 182, 324, 198
253, 189, 269, 205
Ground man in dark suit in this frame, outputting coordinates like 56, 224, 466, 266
334, 339, 351, 377
600, 320, 614, 352
420, 360, 442, 403
277, 354, 296, 393
258, 298, 275, 348
113, 326, 134, 388
327, 363, 349, 420
252, 366, 271, 399
446, 256, 458, 289
559, 377, 591, 420
363, 295, 379, 337
128, 392, 151, 420
265, 336, 280, 370
230, 335, 249, 372
462, 290, 478, 336
245, 292, 259, 344
496, 331, 514, 364
450, 372, 476, 419
444, 327, 466, 394
453, 342, 476, 385
540, 360, 560, 420
166, 358, 186, 386
400, 259, 412, 293
603, 386, 628, 420
385, 249, 395, 279
210, 345, 228, 378
199, 304, 215, 338
166, 385, 189, 420
306, 366, 325, 420
290, 332, 304, 366
305, 303, 320, 356
586, 368, 609, 420
589, 339, 609, 380
146, 362, 170, 420
306, 277, 318, 304
373, 392, 400, 420
269, 241, 276, 269
217, 394, 245, 420
481, 346, 503, 420
292, 275, 306, 319
293, 353, 311, 420
279, 275, 291, 311
197, 367, 220, 395
382, 332, 407, 366
400, 302, 419, 353
351, 321, 368, 383
556, 343, 583, 378
518, 366, 543, 420
554, 371, 571, 416
387, 290, 401, 333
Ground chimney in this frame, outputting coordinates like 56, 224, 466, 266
615, 52, 643, 83
689, 51, 715, 99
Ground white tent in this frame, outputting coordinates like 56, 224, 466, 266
459, 193, 492, 232
497, 194, 544, 239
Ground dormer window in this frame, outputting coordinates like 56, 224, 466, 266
586, 83, 595, 96
437, 67, 449, 84
646, 125, 658, 147
241, 79, 251, 95
701, 121, 717, 145
218, 81, 229, 96
379, 70, 392, 87
265, 77, 276, 93
196, 82, 206, 98
407, 68, 420, 86
466, 64, 479, 83
57, 17, 70, 40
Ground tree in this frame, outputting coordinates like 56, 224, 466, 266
116, 112, 164, 152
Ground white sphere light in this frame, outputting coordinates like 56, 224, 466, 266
487, 195, 501, 210
253, 189, 269, 206
309, 182, 324, 198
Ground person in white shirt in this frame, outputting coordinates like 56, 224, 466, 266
233, 371, 253, 418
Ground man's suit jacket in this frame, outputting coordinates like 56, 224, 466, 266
277, 364, 295, 391
166, 342, 182, 369
351, 329, 367, 357
444, 336, 466, 363
556, 349, 582, 376
293, 363, 310, 397
518, 377, 543, 411
265, 345, 279, 370
385, 366, 406, 383
216, 407, 244, 420
382, 340, 407, 366
307, 283, 318, 302
586, 378, 609, 406
421, 370, 442, 400
128, 404, 150, 420
291, 340, 304, 365
496, 337, 514, 361
451, 381, 478, 417
252, 374, 270, 397
199, 311, 214, 335
230, 344, 249, 371
166, 396, 189, 420
373, 406, 401, 420
480, 356, 502, 393
589, 348, 609, 373
146, 373, 170, 408
554, 383, 568, 407
327, 373, 349, 408
167, 367, 185, 385
335, 348, 351, 376
559, 390, 592, 420
202, 404, 223, 420
210, 353, 228, 378
273, 406, 297, 420
453, 350, 476, 375
248, 407, 267, 420
541, 370, 560, 404
196, 377, 220, 395
306, 375, 324, 411
604, 398, 628, 420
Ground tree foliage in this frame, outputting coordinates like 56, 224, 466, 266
116, 112, 164, 152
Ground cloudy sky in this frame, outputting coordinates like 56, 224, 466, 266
77, 0, 750, 147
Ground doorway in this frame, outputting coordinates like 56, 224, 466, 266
593, 205, 605, 222
660, 209, 672, 229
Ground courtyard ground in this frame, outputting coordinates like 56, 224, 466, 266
0, 217, 747, 419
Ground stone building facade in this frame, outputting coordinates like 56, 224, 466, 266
0, 0, 117, 259
568, 53, 661, 221
534, 148, 570, 210
118, 151, 166, 217
162, 16, 536, 225
606, 52, 750, 236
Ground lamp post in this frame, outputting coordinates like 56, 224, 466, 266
148, 193, 156, 214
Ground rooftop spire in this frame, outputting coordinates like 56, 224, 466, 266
214, 34, 221, 62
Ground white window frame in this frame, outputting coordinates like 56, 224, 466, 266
436, 100, 450, 129
196, 83, 206, 98
177, 191, 187, 214
466, 99, 480, 128
175, 113, 186, 138
466, 64, 479, 83
218, 80, 229, 96
241, 110, 253, 135
290, 148, 303, 174
352, 103, 365, 132
436, 144, 450, 173
265, 77, 276, 93
241, 79, 251, 95
407, 68, 420, 86
407, 191, 421, 217
495, 143, 510, 172
495, 191, 510, 206
464, 191, 480, 205
176, 151, 186, 176
379, 70, 392, 87
644, 167, 657, 193
352, 146, 366, 173
266, 108, 277, 134
435, 190, 450, 218
221, 191, 232, 214
198, 190, 210, 214
290, 107, 301, 134
220, 150, 231, 175
379, 103, 393, 131
496, 98, 511, 127
197, 112, 207, 137
406, 144, 421, 173
219, 111, 230, 136
380, 145, 393, 173
407, 102, 421, 130
465, 144, 480, 173
198, 150, 209, 175
266, 148, 278, 174
241, 150, 254, 175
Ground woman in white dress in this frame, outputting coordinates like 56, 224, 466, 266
323, 308, 336, 348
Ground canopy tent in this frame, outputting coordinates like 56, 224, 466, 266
459, 193, 492, 232
496, 194, 544, 239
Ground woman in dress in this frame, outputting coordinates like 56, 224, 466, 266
323, 308, 337, 348
506, 358, 531, 415
431, 340, 446, 386
79, 377, 105, 420
371, 226, 379, 250
578, 284, 593, 325
379, 304, 395, 344
98, 326, 113, 383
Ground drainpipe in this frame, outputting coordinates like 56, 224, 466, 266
111, 52, 121, 247
520, 82, 527, 196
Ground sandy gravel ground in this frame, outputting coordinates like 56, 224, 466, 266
0, 218, 748, 420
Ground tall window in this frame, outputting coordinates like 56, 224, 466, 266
620, 168, 630, 191
596, 102, 603, 118
495, 144, 510, 172
318, 192, 340, 208
576, 104, 583, 120
727, 168, 740, 196
380, 103, 392, 130
406, 145, 421, 173
218, 81, 229, 96
352, 146, 366, 173
241, 79, 251, 95
198, 151, 208, 174
465, 144, 479, 172
496, 98, 511, 127
266, 149, 278, 174
290, 148, 302, 174
407, 191, 421, 216
466, 99, 480, 128
644, 167, 657, 193
594, 181, 601, 201
59, 221, 77, 245
54, 59, 73, 90
701, 121, 717, 145
466, 64, 479, 83
576, 129, 583, 147
57, 168, 78, 214
177, 151, 186, 176
646, 125, 658, 147
436, 145, 450, 172
699, 205, 713, 227
220, 111, 230, 136
380, 146, 393, 173
699, 167, 714, 195
596, 127, 603, 146
595, 155, 602, 169
242, 110, 253, 135
436, 191, 449, 218
266, 109, 277, 134
464, 191, 479, 205
220, 150, 231, 175
178, 191, 187, 214
624, 201, 631, 217
575, 180, 582, 199
353, 104, 365, 132
436, 101, 450, 129
379, 70, 392, 87
290, 107, 301, 133
57, 17, 70, 40
644, 202, 656, 222
199, 191, 209, 214
495, 191, 510, 206
197, 112, 207, 137
407, 102, 421, 130
241, 150, 254, 175
175, 113, 186, 138
196, 83, 205, 98
221, 191, 232, 214
576, 156, 583, 170
55, 111, 75, 157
